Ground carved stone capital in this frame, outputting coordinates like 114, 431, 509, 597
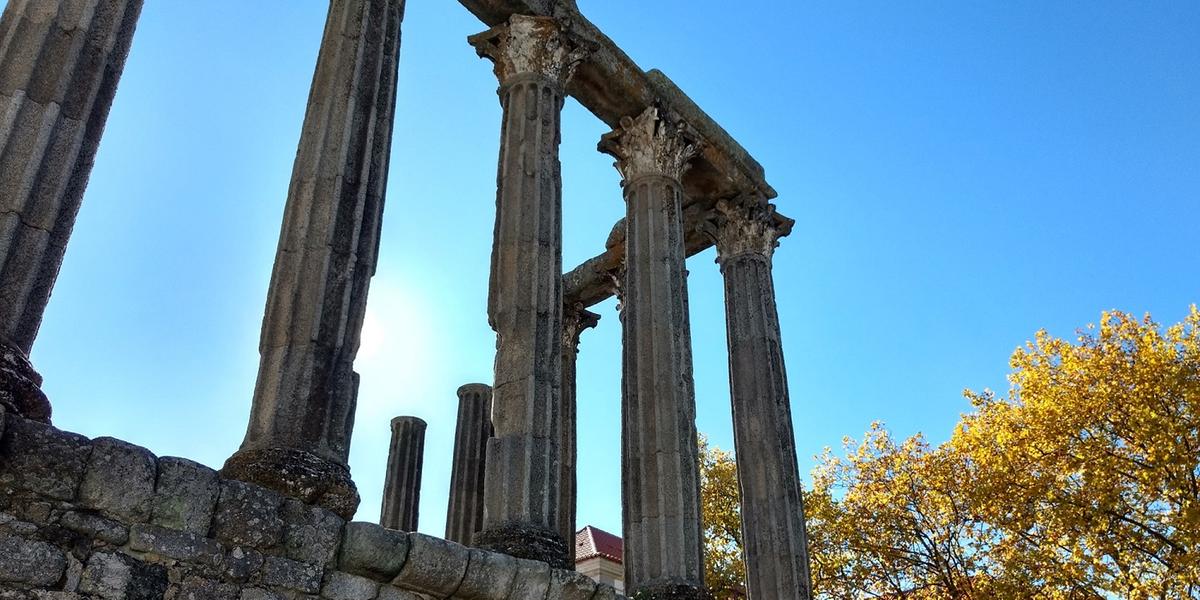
0, 337, 50, 423
468, 15, 590, 88
711, 196, 784, 264
562, 305, 600, 352
598, 107, 702, 184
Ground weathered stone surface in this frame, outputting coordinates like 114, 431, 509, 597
0, 417, 91, 500
79, 437, 156, 522
283, 500, 343, 567
129, 523, 223, 566
546, 568, 596, 600
391, 534, 468, 598
590, 584, 619, 600
444, 384, 491, 546
239, 588, 282, 600
152, 456, 220, 534
558, 307, 598, 564
212, 480, 285, 550
260, 557, 322, 594
0, 534, 65, 586
0, 0, 145, 394
321, 571, 379, 600
337, 523, 409, 581
600, 107, 707, 598
224, 547, 265, 583
59, 511, 129, 545
0, 512, 38, 536
178, 576, 241, 600
503, 559, 549, 600
0, 340, 48, 423
221, 448, 359, 522
380, 417, 425, 533
374, 587, 422, 600
455, 548, 516, 600
468, 14, 590, 569
78, 552, 166, 600
712, 197, 811, 600
223, 0, 406, 521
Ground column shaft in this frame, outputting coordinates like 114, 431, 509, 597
222, 0, 405, 519
381, 416, 426, 532
0, 0, 144, 422
445, 383, 492, 545
599, 107, 708, 599
559, 306, 598, 565
715, 198, 811, 599
467, 15, 587, 568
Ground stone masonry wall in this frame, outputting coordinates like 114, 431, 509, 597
0, 407, 623, 600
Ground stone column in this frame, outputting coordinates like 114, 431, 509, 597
221, 0, 405, 520
466, 15, 588, 568
712, 197, 811, 599
380, 416, 426, 532
559, 305, 599, 565
445, 383, 492, 545
598, 107, 709, 600
0, 0, 144, 423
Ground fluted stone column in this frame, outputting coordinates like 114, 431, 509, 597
380, 416, 426, 532
0, 0, 143, 423
599, 107, 709, 600
222, 0, 405, 519
559, 305, 599, 565
713, 197, 811, 599
445, 383, 492, 545
467, 15, 588, 568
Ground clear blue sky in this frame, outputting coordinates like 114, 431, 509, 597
21, 1, 1198, 537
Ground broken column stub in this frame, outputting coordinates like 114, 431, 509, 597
599, 107, 711, 600
380, 416, 426, 532
712, 196, 812, 600
222, 0, 405, 519
467, 14, 591, 568
445, 383, 492, 545
0, 0, 145, 423
558, 305, 598, 565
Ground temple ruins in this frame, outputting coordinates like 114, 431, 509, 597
0, 1, 812, 599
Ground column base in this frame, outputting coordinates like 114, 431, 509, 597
0, 339, 50, 424
221, 446, 360, 519
630, 581, 714, 600
474, 521, 569, 569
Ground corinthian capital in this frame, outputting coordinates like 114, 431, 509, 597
468, 15, 590, 87
712, 196, 788, 263
598, 107, 702, 183
562, 305, 600, 352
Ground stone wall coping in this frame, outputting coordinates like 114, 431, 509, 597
0, 407, 624, 600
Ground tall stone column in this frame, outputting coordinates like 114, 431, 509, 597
0, 0, 144, 423
380, 416, 426, 532
712, 197, 811, 599
222, 0, 405, 520
559, 304, 599, 565
599, 107, 709, 600
445, 382, 492, 545
466, 15, 588, 568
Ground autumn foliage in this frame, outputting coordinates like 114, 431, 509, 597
702, 309, 1200, 599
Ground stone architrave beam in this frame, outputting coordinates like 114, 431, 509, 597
381, 416, 427, 532
222, 0, 405, 520
0, 0, 144, 423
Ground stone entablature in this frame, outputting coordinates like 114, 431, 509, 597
0, 407, 624, 600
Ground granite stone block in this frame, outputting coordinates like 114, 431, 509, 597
0, 418, 91, 500
282, 500, 343, 567
321, 571, 379, 600
261, 557, 322, 594
0, 534, 66, 586
337, 523, 408, 581
129, 523, 223, 567
79, 437, 156, 522
455, 549, 516, 600
505, 559, 550, 600
152, 457, 220, 535
392, 534, 468, 598
212, 480, 284, 549
59, 511, 129, 545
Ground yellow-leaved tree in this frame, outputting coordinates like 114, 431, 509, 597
699, 434, 747, 599
806, 308, 1200, 599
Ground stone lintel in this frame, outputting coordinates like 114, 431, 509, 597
562, 203, 795, 309
455, 0, 776, 201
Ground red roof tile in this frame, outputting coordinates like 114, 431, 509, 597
575, 525, 623, 564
